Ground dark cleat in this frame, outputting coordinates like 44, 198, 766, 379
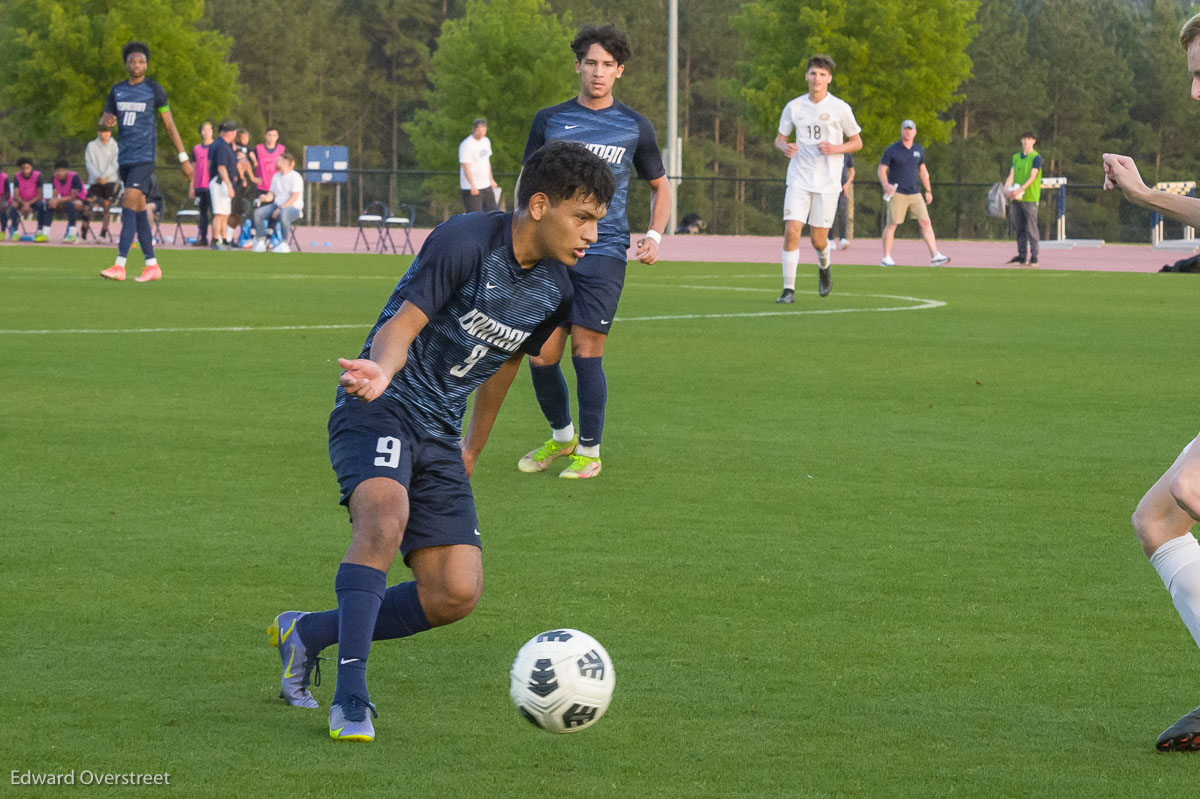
775, 288, 795, 304
1157, 705, 1200, 751
1005, 256, 1025, 265
818, 267, 832, 298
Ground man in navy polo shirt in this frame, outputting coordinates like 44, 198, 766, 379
98, 41, 192, 282
878, 120, 949, 267
267, 141, 615, 743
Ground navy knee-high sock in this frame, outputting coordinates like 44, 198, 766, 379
65, 202, 77, 226
135, 210, 155, 259
573, 356, 607, 449
297, 581, 432, 652
332, 563, 387, 705
118, 208, 137, 257
530, 362, 572, 430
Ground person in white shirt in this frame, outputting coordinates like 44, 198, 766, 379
458, 118, 500, 212
251, 153, 304, 252
774, 54, 862, 302
84, 123, 120, 239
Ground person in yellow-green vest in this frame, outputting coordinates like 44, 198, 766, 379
1004, 132, 1042, 266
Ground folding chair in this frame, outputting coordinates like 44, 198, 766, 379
354, 201, 388, 252
286, 217, 303, 252
174, 208, 200, 243
382, 204, 416, 255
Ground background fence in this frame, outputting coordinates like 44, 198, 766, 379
29, 162, 1188, 245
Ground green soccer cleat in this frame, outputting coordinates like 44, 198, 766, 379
64, 234, 77, 243
6, 231, 18, 241
33, 232, 49, 243
330, 696, 377, 742
558, 454, 602, 479
518, 436, 577, 473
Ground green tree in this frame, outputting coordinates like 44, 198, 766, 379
0, 0, 237, 146
405, 0, 578, 183
733, 0, 979, 158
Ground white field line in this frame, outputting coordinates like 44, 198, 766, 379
0, 284, 944, 335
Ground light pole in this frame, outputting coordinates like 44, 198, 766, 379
666, 0, 679, 233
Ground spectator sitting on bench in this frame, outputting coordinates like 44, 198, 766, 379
49, 159, 86, 243
8, 158, 51, 242
252, 152, 303, 253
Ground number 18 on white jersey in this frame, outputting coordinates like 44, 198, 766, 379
778, 93, 861, 194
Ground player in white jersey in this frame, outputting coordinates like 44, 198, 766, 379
774, 55, 862, 302
1103, 11, 1200, 751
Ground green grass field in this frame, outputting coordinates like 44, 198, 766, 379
3, 247, 1200, 797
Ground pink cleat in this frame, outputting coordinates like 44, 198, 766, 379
134, 264, 162, 282
100, 264, 126, 281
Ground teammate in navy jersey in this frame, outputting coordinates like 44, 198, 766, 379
517, 24, 671, 480
267, 141, 615, 743
98, 42, 192, 283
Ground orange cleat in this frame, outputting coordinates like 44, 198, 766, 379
100, 264, 126, 281
134, 264, 162, 282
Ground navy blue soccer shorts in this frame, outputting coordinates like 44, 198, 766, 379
118, 163, 155, 195
566, 254, 626, 335
328, 396, 481, 562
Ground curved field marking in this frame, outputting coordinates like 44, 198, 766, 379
0, 287, 944, 336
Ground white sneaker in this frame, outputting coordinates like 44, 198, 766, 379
931, 254, 950, 266
880, 255, 896, 267
838, 238, 849, 250
272, 242, 291, 254
252, 238, 268, 253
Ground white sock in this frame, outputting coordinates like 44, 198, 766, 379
818, 244, 832, 270
66, 226, 75, 236
114, 256, 127, 267
1151, 532, 1200, 648
781, 249, 800, 290
41, 226, 50, 235
145, 257, 158, 267
577, 445, 600, 458
552, 424, 575, 444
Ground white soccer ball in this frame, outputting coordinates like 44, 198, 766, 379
509, 629, 615, 733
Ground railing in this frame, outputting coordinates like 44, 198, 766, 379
17, 163, 1181, 244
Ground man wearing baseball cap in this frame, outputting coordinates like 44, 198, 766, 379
878, 119, 949, 267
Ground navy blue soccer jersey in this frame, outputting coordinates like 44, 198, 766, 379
103, 79, 169, 166
523, 99, 665, 260
336, 211, 573, 439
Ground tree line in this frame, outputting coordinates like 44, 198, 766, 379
1, 0, 1196, 241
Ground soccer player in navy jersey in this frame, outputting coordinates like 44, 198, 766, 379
516, 24, 671, 479
267, 141, 615, 742
1104, 10, 1200, 753
98, 42, 192, 282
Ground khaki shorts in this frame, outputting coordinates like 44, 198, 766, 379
888, 192, 929, 225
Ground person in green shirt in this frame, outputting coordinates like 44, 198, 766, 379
1004, 132, 1041, 266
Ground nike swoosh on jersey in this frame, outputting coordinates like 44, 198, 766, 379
565, 125, 579, 129
486, 282, 498, 289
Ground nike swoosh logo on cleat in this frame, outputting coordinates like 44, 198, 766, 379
281, 616, 298, 644
340, 658, 362, 665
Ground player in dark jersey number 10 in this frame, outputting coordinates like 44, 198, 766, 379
98, 42, 192, 283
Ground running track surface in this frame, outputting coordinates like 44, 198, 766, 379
11, 225, 1195, 273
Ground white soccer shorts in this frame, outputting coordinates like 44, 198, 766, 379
783, 186, 840, 228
